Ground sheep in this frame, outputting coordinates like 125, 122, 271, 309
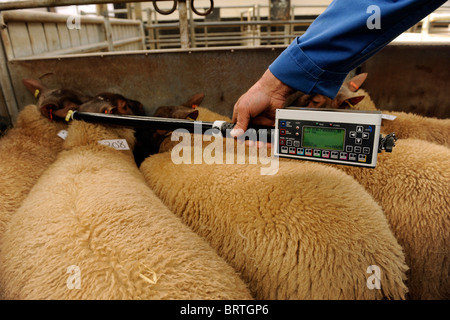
348, 87, 450, 147
218, 106, 448, 299
147, 105, 449, 300
285, 74, 450, 147
0, 120, 253, 300
332, 138, 450, 300
194, 105, 448, 299
22, 78, 91, 121
140, 137, 409, 299
0, 104, 67, 237
332, 75, 450, 147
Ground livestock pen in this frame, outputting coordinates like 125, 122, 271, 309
0, 0, 449, 306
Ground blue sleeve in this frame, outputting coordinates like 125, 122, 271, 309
269, 0, 446, 98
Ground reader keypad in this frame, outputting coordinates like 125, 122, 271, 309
278, 119, 375, 165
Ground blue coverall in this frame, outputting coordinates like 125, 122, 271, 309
269, 0, 447, 98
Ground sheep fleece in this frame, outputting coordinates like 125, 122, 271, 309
0, 121, 252, 300
0, 105, 66, 236
334, 139, 450, 300
141, 152, 409, 300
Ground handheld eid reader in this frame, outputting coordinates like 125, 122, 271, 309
274, 108, 391, 168
69, 107, 396, 169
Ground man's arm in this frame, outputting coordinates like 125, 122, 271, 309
269, 0, 446, 99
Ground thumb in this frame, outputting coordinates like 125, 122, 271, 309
230, 109, 250, 138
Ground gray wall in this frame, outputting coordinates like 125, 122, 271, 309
5, 43, 450, 125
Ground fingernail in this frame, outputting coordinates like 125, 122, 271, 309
230, 128, 244, 137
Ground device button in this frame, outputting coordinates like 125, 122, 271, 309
349, 153, 357, 161
279, 139, 285, 146
322, 150, 330, 158
345, 145, 353, 152
358, 154, 367, 162
286, 140, 292, 146
281, 146, 288, 153
294, 140, 300, 147
339, 152, 348, 160
355, 138, 362, 145
349, 131, 357, 138
280, 121, 286, 127
280, 129, 286, 135
331, 151, 339, 159
313, 149, 321, 157
356, 126, 364, 132
362, 132, 370, 139
363, 147, 370, 154
297, 148, 304, 155
354, 146, 362, 153
305, 149, 313, 156
289, 147, 296, 154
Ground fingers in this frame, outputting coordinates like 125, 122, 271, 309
231, 101, 251, 138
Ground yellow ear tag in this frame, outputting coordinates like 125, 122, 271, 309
34, 89, 40, 99
65, 110, 74, 122
345, 100, 355, 108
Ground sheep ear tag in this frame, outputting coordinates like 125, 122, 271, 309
98, 139, 130, 151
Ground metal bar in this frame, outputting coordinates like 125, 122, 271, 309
2, 9, 141, 25
178, 0, 189, 49
0, 26, 18, 122
0, 13, 15, 60
145, 19, 313, 29
188, 0, 196, 48
0, 0, 175, 11
113, 36, 143, 47
70, 111, 215, 134
31, 41, 109, 57
69, 111, 273, 142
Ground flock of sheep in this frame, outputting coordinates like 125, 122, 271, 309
0, 75, 448, 300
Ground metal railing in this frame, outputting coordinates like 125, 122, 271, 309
0, 10, 145, 60
144, 4, 326, 49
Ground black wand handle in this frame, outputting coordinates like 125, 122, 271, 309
219, 122, 274, 143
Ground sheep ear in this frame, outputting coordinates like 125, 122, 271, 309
124, 98, 145, 115
172, 107, 199, 120
338, 95, 365, 109
186, 109, 199, 120
346, 73, 368, 92
22, 78, 47, 98
182, 93, 205, 108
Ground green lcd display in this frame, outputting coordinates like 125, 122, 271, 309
302, 126, 345, 151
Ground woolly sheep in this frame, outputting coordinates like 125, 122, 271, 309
0, 105, 67, 236
0, 120, 252, 300
333, 139, 450, 300
288, 74, 450, 148
140, 144, 409, 299
341, 80, 450, 148
194, 105, 448, 299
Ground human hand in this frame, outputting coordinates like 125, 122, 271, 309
230, 69, 294, 141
